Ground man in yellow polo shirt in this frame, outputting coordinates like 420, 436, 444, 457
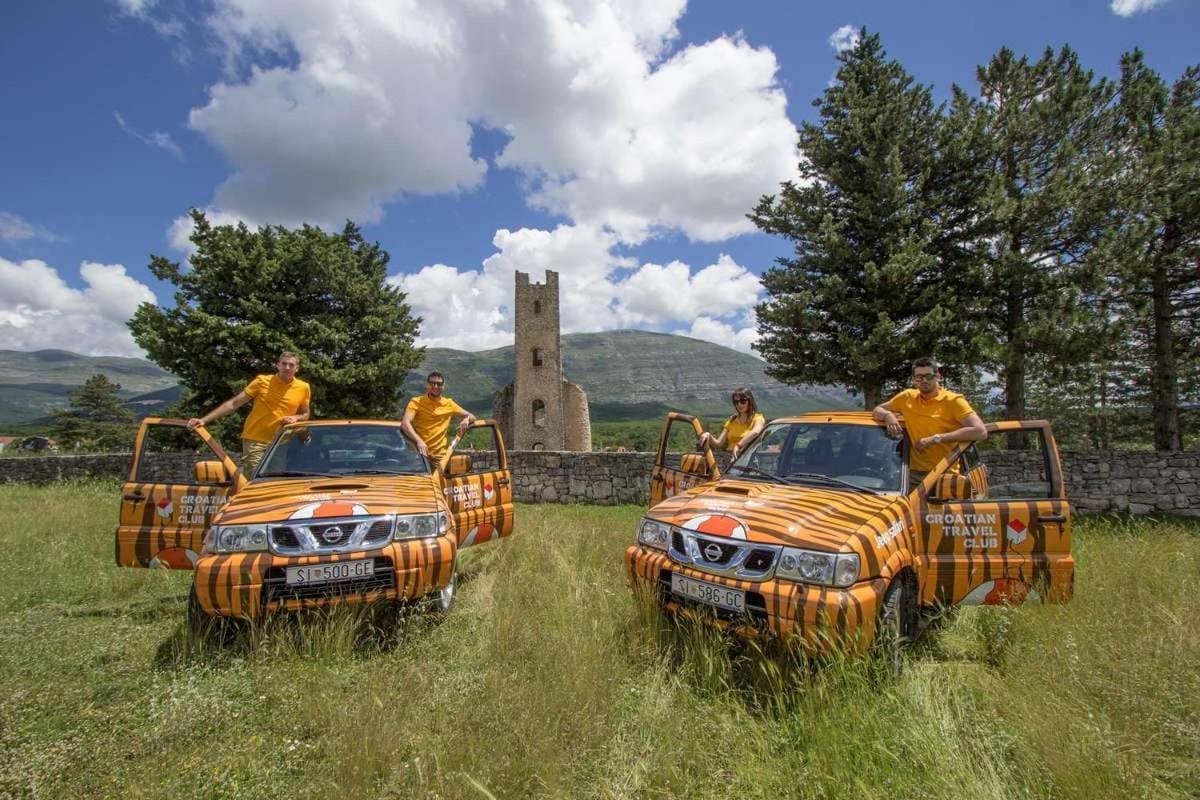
401, 371, 475, 460
872, 357, 987, 482
186, 351, 311, 475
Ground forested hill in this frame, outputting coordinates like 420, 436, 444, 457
0, 333, 859, 428
402, 330, 858, 419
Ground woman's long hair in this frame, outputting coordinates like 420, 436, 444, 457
728, 387, 758, 421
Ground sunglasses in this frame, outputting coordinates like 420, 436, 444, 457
428, 381, 444, 387
734, 397, 750, 404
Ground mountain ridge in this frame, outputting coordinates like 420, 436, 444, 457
0, 332, 859, 428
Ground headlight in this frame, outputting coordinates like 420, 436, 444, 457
205, 524, 268, 554
394, 511, 449, 539
777, 547, 859, 588
637, 518, 671, 551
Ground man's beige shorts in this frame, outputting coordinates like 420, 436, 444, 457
241, 439, 271, 476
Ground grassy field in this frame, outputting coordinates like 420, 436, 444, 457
1, 481, 1197, 799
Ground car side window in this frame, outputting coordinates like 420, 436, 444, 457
136, 425, 228, 485
454, 425, 502, 474
975, 430, 1054, 499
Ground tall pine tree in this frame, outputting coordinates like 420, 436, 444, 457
752, 31, 989, 407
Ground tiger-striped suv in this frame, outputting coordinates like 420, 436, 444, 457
116, 418, 513, 627
626, 411, 1074, 658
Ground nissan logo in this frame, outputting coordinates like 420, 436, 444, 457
703, 543, 723, 561
320, 525, 345, 544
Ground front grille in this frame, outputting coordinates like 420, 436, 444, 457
262, 556, 396, 605
269, 514, 394, 555
668, 528, 780, 581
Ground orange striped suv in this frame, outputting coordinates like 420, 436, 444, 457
116, 418, 513, 627
626, 412, 1074, 658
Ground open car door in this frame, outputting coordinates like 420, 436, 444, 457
649, 411, 720, 508
919, 420, 1073, 607
440, 420, 514, 548
116, 418, 246, 569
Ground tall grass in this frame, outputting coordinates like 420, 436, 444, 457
0, 480, 1197, 799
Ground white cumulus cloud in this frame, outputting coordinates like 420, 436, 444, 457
0, 258, 156, 357
1110, 0, 1168, 16
391, 225, 762, 352
829, 25, 861, 53
148, 0, 797, 243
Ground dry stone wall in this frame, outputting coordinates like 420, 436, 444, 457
2, 449, 1197, 516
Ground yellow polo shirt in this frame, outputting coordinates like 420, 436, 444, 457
721, 412, 765, 452
241, 375, 311, 443
884, 388, 976, 472
406, 394, 467, 458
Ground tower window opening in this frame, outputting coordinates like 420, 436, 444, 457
532, 399, 546, 427
532, 348, 543, 367
534, 300, 542, 315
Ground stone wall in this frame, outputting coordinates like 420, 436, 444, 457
2, 449, 1197, 516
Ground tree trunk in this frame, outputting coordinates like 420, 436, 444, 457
1003, 280, 1029, 450
863, 381, 884, 410
1150, 259, 1182, 451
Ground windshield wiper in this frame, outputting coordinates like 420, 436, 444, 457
783, 472, 880, 495
727, 464, 786, 483
257, 470, 340, 478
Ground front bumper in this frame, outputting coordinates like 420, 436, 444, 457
625, 545, 886, 653
193, 534, 455, 619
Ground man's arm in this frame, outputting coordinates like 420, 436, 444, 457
914, 413, 988, 451
400, 408, 428, 456
187, 391, 252, 430
455, 410, 476, 435
281, 399, 310, 426
872, 400, 903, 438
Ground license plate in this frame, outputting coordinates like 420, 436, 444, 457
671, 574, 745, 613
286, 560, 375, 586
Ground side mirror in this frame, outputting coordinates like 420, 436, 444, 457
195, 460, 229, 484
446, 454, 472, 477
680, 453, 708, 477
932, 473, 971, 502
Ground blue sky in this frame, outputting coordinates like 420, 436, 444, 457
1, 0, 1196, 357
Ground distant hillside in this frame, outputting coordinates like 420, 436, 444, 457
404, 330, 859, 418
0, 333, 859, 429
0, 350, 177, 428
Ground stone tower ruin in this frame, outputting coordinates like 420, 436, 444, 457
493, 270, 591, 451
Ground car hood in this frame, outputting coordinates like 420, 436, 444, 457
213, 475, 443, 526
649, 479, 908, 552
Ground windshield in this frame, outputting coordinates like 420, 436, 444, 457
730, 421, 905, 493
257, 424, 428, 478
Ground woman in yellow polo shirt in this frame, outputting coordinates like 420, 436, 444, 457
700, 388, 766, 458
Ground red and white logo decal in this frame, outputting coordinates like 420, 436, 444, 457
681, 514, 747, 540
463, 522, 496, 546
149, 548, 199, 569
1006, 518, 1028, 546
483, 482, 494, 501
155, 496, 173, 519
289, 500, 369, 520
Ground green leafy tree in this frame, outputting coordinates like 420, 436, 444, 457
1092, 51, 1200, 450
971, 46, 1116, 432
751, 31, 990, 407
49, 374, 136, 452
129, 211, 424, 428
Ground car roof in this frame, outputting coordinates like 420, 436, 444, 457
282, 419, 404, 428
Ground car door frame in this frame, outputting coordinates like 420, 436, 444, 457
116, 418, 246, 569
649, 411, 721, 508
440, 419, 513, 548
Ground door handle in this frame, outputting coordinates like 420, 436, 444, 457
497, 478, 510, 487
123, 493, 146, 503
1038, 514, 1066, 523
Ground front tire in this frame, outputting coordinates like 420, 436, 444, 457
186, 585, 240, 644
875, 576, 916, 676
425, 557, 457, 617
